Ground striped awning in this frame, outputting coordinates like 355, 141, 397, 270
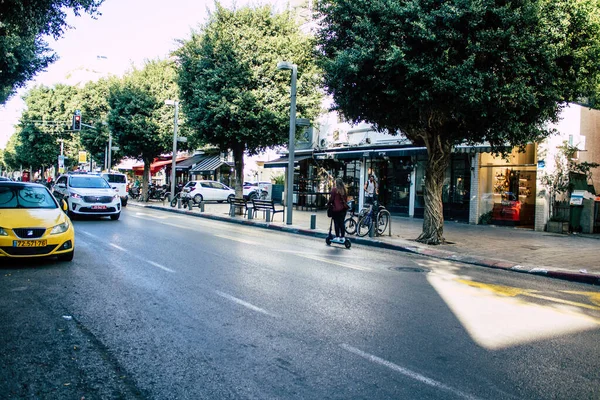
189, 155, 231, 173
176, 154, 208, 171
263, 155, 313, 168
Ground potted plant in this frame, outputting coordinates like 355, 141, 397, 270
546, 215, 569, 234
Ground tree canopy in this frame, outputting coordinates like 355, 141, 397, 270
316, 0, 600, 244
0, 1, 104, 104
3, 84, 81, 172
107, 59, 179, 197
175, 3, 322, 195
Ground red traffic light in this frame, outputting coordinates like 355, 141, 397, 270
72, 114, 81, 131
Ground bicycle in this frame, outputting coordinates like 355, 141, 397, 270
356, 201, 390, 237
343, 200, 360, 235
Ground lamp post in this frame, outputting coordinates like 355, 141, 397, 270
277, 61, 297, 225
165, 100, 180, 200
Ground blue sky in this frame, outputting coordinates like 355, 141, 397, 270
0, 0, 285, 149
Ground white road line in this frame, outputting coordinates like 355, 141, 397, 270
79, 230, 175, 273
340, 344, 480, 400
214, 290, 276, 317
109, 243, 126, 251
299, 254, 372, 272
213, 234, 259, 245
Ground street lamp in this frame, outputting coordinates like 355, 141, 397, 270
277, 61, 297, 225
165, 100, 185, 199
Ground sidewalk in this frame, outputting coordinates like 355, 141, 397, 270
130, 200, 600, 286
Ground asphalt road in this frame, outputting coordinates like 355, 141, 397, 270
0, 207, 599, 399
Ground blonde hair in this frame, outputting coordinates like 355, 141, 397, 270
335, 178, 346, 197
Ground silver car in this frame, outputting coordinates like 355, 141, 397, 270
53, 173, 121, 220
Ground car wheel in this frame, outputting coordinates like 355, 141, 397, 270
193, 194, 203, 204
227, 194, 235, 203
110, 213, 120, 221
57, 250, 74, 262
122, 199, 128, 207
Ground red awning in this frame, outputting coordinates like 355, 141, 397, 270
132, 157, 189, 175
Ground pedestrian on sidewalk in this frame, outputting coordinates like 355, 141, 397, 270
327, 178, 349, 243
364, 174, 378, 205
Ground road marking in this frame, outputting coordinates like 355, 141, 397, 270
340, 344, 480, 400
298, 254, 372, 272
213, 234, 259, 245
561, 291, 600, 307
458, 279, 600, 311
109, 243, 126, 251
214, 290, 276, 317
79, 230, 175, 273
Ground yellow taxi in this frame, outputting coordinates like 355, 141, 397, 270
0, 181, 75, 261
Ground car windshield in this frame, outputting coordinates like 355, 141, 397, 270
70, 176, 111, 189
0, 186, 57, 209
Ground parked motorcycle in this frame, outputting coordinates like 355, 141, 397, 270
129, 186, 142, 200
170, 187, 197, 209
146, 184, 170, 201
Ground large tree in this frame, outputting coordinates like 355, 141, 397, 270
0, 0, 104, 104
175, 3, 322, 198
78, 76, 124, 168
107, 59, 179, 199
316, 0, 600, 244
8, 84, 82, 173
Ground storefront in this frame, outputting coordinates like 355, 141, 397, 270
478, 144, 537, 227
411, 153, 472, 222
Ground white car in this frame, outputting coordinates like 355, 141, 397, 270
183, 180, 235, 204
243, 181, 271, 200
53, 173, 121, 220
99, 172, 128, 206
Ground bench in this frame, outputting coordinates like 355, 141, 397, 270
229, 198, 249, 217
252, 199, 284, 222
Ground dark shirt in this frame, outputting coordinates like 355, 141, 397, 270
329, 187, 347, 212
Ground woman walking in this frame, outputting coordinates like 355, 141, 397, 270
327, 178, 349, 243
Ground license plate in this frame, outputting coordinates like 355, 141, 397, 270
91, 205, 107, 210
14, 240, 47, 247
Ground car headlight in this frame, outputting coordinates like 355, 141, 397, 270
70, 192, 82, 199
50, 221, 70, 235
0, 227, 7, 236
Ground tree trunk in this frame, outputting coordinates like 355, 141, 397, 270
417, 135, 452, 245
142, 158, 151, 201
232, 145, 244, 199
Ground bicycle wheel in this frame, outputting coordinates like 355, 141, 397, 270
344, 217, 357, 235
357, 215, 373, 237
377, 210, 390, 235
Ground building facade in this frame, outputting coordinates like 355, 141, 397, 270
265, 103, 599, 232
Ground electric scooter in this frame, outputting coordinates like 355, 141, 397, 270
325, 217, 351, 249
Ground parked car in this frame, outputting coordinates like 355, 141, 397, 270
0, 181, 75, 261
97, 172, 128, 206
182, 180, 235, 203
53, 173, 121, 220
0, 177, 11, 181
243, 181, 271, 200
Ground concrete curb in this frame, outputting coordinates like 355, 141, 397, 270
132, 203, 600, 286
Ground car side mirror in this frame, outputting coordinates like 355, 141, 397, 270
61, 199, 68, 212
